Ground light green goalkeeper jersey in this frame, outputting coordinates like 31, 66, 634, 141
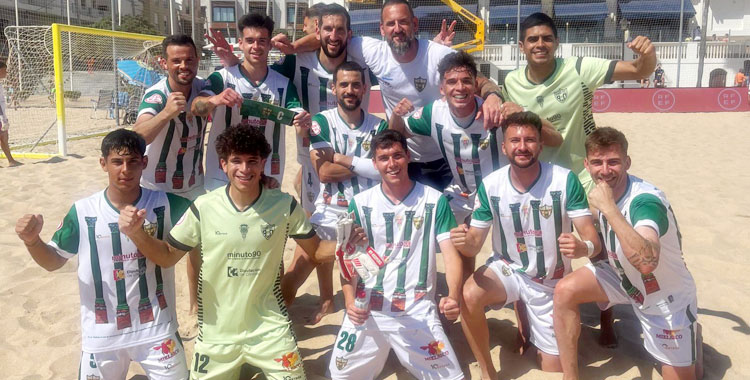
502, 57, 616, 190
167, 186, 315, 344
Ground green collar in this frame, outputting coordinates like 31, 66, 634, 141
104, 187, 142, 214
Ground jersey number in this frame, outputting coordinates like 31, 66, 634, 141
193, 353, 209, 373
337, 331, 357, 352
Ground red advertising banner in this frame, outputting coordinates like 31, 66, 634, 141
368, 88, 750, 114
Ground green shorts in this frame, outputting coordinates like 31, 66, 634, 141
189, 329, 305, 380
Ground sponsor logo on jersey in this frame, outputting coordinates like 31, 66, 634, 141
539, 205, 553, 219
661, 343, 679, 350
335, 356, 348, 370
362, 140, 370, 151
227, 251, 261, 260
501, 265, 512, 277
656, 329, 683, 340
113, 269, 125, 281
274, 351, 302, 371
240, 224, 249, 239
547, 113, 561, 123
112, 251, 145, 262
142, 222, 157, 237
310, 121, 321, 136
554, 88, 568, 103
413, 216, 424, 229
153, 338, 180, 362
420, 340, 448, 360
227, 266, 261, 277
536, 95, 545, 107
144, 93, 163, 104
414, 77, 427, 92
262, 223, 277, 240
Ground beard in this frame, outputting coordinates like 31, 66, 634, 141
509, 153, 538, 169
338, 95, 362, 111
321, 37, 347, 58
387, 33, 413, 55
172, 71, 194, 85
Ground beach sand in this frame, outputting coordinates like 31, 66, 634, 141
1, 112, 747, 379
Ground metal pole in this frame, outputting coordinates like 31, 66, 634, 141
516, 0, 520, 69
676, 0, 685, 88
696, 0, 710, 87
292, 0, 298, 41
118, 0, 122, 25
67, 0, 74, 91
14, 0, 22, 91
112, 0, 120, 126
169, 0, 175, 34
191, 0, 196, 43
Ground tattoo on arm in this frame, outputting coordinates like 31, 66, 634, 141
194, 100, 210, 115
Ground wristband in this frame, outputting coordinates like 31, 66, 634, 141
584, 240, 595, 258
483, 91, 502, 101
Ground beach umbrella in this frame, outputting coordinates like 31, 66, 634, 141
117, 59, 164, 88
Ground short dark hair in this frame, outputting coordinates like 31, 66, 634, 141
304, 2, 327, 19
319, 3, 351, 31
162, 34, 198, 58
381, 0, 415, 21
438, 51, 478, 81
520, 12, 557, 41
500, 111, 543, 136
333, 61, 365, 84
101, 129, 146, 158
216, 124, 271, 161
371, 129, 408, 155
585, 127, 629, 156
238, 13, 275, 36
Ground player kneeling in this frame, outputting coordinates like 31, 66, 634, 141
329, 130, 465, 380
554, 127, 702, 380
16, 129, 191, 379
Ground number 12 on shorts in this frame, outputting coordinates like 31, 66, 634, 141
337, 331, 357, 352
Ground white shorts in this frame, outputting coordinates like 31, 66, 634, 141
586, 262, 699, 367
300, 160, 320, 214
310, 208, 347, 241
328, 313, 463, 380
486, 258, 558, 355
443, 183, 474, 224
78, 332, 189, 380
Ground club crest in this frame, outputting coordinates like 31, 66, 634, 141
335, 356, 348, 370
239, 224, 249, 239
536, 95, 545, 107
142, 222, 157, 237
362, 140, 371, 151
414, 77, 427, 92
262, 223, 277, 240
501, 265, 512, 277
539, 205, 553, 219
413, 216, 424, 230
554, 88, 568, 103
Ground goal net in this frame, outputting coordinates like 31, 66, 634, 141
3, 24, 164, 156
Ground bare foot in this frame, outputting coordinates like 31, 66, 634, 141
8, 160, 21, 167
306, 298, 335, 325
598, 326, 618, 348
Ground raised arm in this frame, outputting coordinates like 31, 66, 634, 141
191, 89, 243, 117
16, 214, 68, 271
611, 36, 657, 81
119, 206, 188, 267
388, 98, 415, 138
134, 92, 185, 144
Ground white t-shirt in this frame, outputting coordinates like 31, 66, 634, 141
138, 78, 208, 194
348, 37, 454, 162
471, 162, 591, 288
49, 188, 190, 352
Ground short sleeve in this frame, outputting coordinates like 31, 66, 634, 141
577, 57, 617, 89
309, 114, 333, 150
376, 119, 389, 134
565, 171, 591, 218
348, 198, 361, 226
435, 195, 457, 242
347, 37, 382, 73
405, 102, 433, 136
288, 198, 316, 239
629, 193, 669, 237
201, 71, 224, 96
284, 80, 302, 110
49, 205, 79, 258
470, 182, 493, 229
271, 54, 296, 80
167, 203, 200, 251
166, 193, 191, 228
138, 90, 166, 117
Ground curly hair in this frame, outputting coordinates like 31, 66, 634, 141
215, 124, 271, 162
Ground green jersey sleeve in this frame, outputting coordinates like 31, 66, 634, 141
288, 198, 316, 239
138, 90, 166, 115
309, 114, 332, 149
271, 54, 297, 80
167, 203, 201, 251
166, 193, 191, 229
284, 81, 302, 110
629, 193, 669, 237
376, 119, 389, 134
471, 182, 493, 225
202, 71, 224, 95
565, 171, 589, 212
405, 102, 433, 136
348, 198, 361, 226
435, 195, 458, 239
50, 204, 79, 257
577, 57, 617, 90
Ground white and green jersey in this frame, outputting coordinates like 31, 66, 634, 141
471, 162, 590, 287
599, 175, 696, 317
138, 77, 208, 195
272, 52, 377, 165
49, 188, 190, 353
405, 97, 508, 195
201, 65, 303, 188
167, 186, 315, 344
309, 108, 388, 214
502, 57, 616, 188
349, 182, 457, 319
348, 37, 454, 163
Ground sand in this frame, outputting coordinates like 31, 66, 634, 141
1, 112, 748, 379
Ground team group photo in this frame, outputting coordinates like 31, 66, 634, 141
0, 0, 747, 379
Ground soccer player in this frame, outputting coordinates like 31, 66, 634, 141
119, 124, 323, 379
654, 63, 666, 88
389, 50, 562, 225
329, 129, 464, 380
450, 111, 601, 378
191, 13, 311, 190
0, 60, 20, 167
15, 129, 191, 379
134, 35, 208, 326
502, 12, 656, 192
553, 127, 702, 380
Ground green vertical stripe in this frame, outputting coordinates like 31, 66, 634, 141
155, 120, 176, 184
109, 222, 132, 329
551, 191, 564, 278
373, 212, 395, 292
490, 196, 510, 262
300, 66, 310, 111
687, 307, 697, 362
153, 206, 168, 310
451, 134, 470, 191
394, 211, 416, 293
530, 200, 546, 278
172, 113, 189, 189
435, 124, 448, 163
318, 77, 329, 112
416, 204, 434, 291
489, 128, 500, 171
224, 105, 232, 127
509, 203, 529, 271
606, 220, 644, 304
470, 134, 483, 191
362, 206, 375, 247
86, 217, 107, 324
351, 136, 363, 194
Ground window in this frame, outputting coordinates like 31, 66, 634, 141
248, 1, 268, 18
286, 3, 306, 26
213, 6, 236, 22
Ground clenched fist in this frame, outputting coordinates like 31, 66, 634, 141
439, 296, 460, 321
164, 92, 187, 118
16, 214, 44, 245
118, 205, 147, 237
392, 98, 414, 118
